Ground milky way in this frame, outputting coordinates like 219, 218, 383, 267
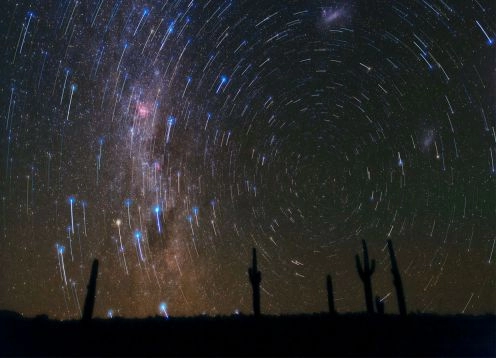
0, 0, 494, 319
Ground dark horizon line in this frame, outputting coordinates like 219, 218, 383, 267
1, 309, 495, 321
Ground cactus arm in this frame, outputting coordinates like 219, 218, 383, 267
362, 240, 368, 264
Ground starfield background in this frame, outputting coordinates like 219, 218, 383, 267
0, 0, 494, 323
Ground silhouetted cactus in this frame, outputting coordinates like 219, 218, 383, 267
82, 259, 99, 321
326, 274, 336, 314
248, 248, 262, 317
355, 240, 376, 314
375, 296, 385, 315
387, 240, 407, 316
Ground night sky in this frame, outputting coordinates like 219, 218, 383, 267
0, 0, 494, 319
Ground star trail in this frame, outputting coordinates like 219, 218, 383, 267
0, 0, 494, 319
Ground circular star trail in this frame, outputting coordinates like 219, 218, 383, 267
0, 0, 494, 319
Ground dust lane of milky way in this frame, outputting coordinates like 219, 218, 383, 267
0, 0, 494, 319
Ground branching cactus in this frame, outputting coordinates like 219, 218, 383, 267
355, 240, 376, 314
387, 240, 407, 316
248, 248, 262, 317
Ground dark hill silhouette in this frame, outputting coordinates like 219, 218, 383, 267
0, 310, 494, 356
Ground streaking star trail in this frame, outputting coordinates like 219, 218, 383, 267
0, 0, 494, 319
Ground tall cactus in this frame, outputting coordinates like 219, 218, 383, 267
82, 259, 99, 321
387, 240, 407, 316
355, 240, 375, 314
248, 248, 262, 317
326, 274, 336, 314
